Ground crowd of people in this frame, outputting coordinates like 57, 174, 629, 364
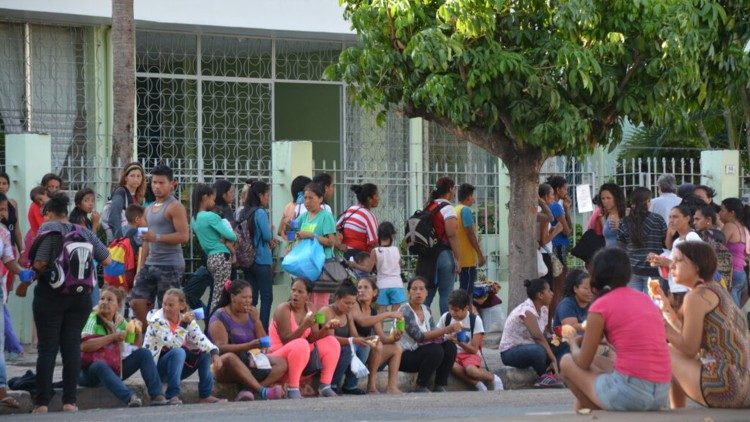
0, 163, 747, 414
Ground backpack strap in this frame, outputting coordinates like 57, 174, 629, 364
469, 313, 476, 337
336, 205, 363, 231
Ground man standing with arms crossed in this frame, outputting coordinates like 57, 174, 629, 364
455, 184, 486, 296
129, 165, 190, 327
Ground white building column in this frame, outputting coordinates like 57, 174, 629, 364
701, 150, 739, 201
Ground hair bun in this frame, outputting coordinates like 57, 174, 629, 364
350, 185, 362, 194
523, 279, 531, 288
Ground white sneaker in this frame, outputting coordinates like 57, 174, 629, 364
493, 375, 504, 391
475, 381, 488, 392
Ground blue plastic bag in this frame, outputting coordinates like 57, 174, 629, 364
281, 238, 325, 281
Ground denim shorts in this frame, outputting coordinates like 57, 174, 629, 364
377, 287, 406, 306
594, 370, 669, 411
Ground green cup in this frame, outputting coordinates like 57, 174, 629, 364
125, 331, 136, 344
315, 312, 326, 325
396, 319, 406, 332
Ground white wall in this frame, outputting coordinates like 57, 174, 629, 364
0, 0, 353, 37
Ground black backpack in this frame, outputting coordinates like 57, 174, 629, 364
404, 202, 449, 256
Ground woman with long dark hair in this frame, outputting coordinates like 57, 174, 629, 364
104, 162, 146, 240
208, 279, 287, 401
213, 179, 236, 227
719, 197, 750, 307
595, 183, 626, 248
336, 183, 379, 258
617, 187, 667, 293
238, 180, 275, 330
419, 177, 460, 315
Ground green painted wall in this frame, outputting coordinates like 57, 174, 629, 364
274, 83, 341, 165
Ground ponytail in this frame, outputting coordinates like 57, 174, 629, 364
427, 177, 455, 206
721, 198, 750, 231
626, 187, 652, 248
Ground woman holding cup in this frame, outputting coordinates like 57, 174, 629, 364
208, 279, 287, 401
78, 286, 167, 407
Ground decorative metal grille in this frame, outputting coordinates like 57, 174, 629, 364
201, 35, 272, 79
275, 39, 343, 81
612, 157, 702, 198
136, 31, 197, 75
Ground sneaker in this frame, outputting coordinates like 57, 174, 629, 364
341, 387, 367, 395
534, 373, 565, 389
413, 386, 431, 393
234, 390, 254, 402
318, 385, 337, 397
475, 381, 488, 392
287, 388, 302, 399
262, 385, 286, 400
128, 395, 143, 407
168, 396, 183, 405
493, 375, 505, 391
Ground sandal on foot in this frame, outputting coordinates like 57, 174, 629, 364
32, 405, 48, 414
168, 397, 183, 405
234, 390, 254, 402
62, 403, 78, 412
200, 396, 227, 404
262, 385, 286, 400
150, 396, 169, 406
0, 396, 19, 409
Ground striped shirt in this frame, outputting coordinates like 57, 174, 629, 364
336, 204, 379, 252
617, 212, 667, 276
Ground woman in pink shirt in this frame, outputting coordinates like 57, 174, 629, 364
560, 247, 671, 411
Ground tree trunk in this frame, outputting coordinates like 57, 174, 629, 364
503, 148, 545, 309
111, 0, 135, 177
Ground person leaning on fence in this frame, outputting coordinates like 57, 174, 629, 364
104, 162, 146, 240
560, 247, 671, 412
499, 278, 567, 389
129, 165, 190, 328
78, 286, 167, 407
398, 276, 459, 393
652, 241, 750, 409
268, 278, 342, 399
207, 279, 287, 401
437, 290, 503, 392
143, 288, 226, 405
16, 193, 113, 413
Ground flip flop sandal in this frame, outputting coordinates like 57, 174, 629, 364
0, 396, 19, 409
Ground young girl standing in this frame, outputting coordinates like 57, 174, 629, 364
69, 188, 101, 232
191, 184, 237, 314
371, 222, 406, 312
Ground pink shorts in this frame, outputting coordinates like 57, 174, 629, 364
456, 352, 482, 368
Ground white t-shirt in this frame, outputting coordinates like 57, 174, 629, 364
374, 245, 402, 289
436, 312, 485, 354
668, 231, 703, 293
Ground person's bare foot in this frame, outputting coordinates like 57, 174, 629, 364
32, 405, 48, 413
199, 396, 227, 404
62, 403, 78, 412
386, 388, 403, 394
367, 389, 380, 395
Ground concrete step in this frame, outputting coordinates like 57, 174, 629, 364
1, 347, 537, 415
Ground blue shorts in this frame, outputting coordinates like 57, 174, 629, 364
594, 370, 669, 411
377, 287, 406, 306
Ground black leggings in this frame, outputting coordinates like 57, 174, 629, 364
399, 342, 457, 388
33, 285, 92, 406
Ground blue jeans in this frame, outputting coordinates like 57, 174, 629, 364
731, 270, 748, 307
501, 344, 548, 376
157, 348, 214, 399
244, 263, 273, 331
4, 306, 23, 354
79, 348, 163, 403
426, 249, 456, 315
459, 267, 477, 294
332, 344, 353, 389
343, 345, 371, 390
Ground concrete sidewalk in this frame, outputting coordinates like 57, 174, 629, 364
1, 344, 537, 415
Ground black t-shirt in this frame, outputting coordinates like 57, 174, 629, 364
355, 306, 377, 338
1, 201, 17, 248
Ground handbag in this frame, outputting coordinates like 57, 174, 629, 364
302, 344, 322, 376
81, 334, 122, 375
540, 245, 563, 277
319, 258, 351, 284
537, 248, 548, 277
570, 229, 605, 263
281, 238, 325, 281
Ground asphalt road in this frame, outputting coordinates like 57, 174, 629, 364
9, 390, 748, 421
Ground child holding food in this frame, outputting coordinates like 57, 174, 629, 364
437, 290, 503, 391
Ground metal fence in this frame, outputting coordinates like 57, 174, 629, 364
611, 156, 703, 198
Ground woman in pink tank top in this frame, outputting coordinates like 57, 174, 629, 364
719, 198, 750, 307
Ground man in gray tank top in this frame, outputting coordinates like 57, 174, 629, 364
129, 165, 190, 326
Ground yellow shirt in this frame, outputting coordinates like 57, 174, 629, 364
455, 204, 478, 268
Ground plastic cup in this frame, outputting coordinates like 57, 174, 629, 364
395, 319, 406, 332
287, 230, 296, 241
457, 331, 469, 343
125, 331, 136, 344
315, 312, 326, 325
259, 336, 271, 348
137, 227, 148, 238
289, 220, 300, 231
192, 307, 205, 321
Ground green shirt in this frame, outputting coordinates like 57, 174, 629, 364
296, 210, 336, 259
81, 312, 127, 337
192, 211, 238, 256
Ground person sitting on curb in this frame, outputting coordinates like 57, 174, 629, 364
143, 288, 226, 405
268, 278, 341, 399
208, 279, 287, 401
398, 276, 460, 393
560, 247, 671, 412
349, 276, 403, 394
79, 286, 167, 407
437, 290, 503, 391
499, 278, 568, 388
653, 241, 750, 409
